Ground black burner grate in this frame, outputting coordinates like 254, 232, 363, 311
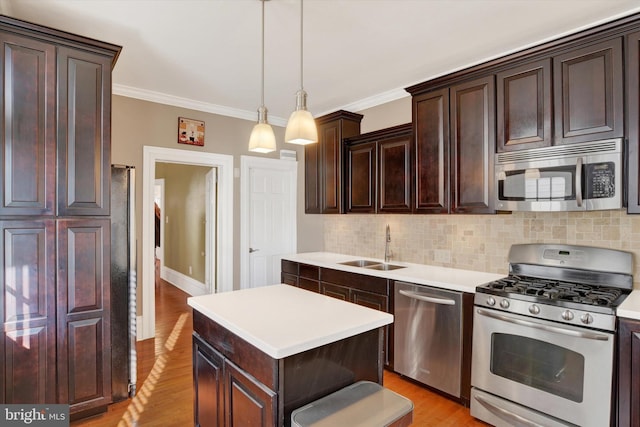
482, 275, 624, 308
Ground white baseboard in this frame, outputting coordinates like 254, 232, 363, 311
136, 315, 146, 341
161, 266, 208, 297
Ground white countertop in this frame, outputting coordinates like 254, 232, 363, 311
282, 252, 505, 293
187, 284, 393, 359
618, 290, 640, 320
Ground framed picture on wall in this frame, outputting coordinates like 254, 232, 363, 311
178, 117, 205, 146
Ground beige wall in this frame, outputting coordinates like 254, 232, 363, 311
358, 96, 412, 133
156, 162, 211, 283
111, 95, 324, 315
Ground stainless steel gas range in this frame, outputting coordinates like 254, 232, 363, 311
470, 244, 633, 427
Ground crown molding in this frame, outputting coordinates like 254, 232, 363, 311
325, 87, 409, 117
112, 84, 288, 127
113, 83, 412, 125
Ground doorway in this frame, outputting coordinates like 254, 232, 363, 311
155, 162, 215, 296
140, 146, 233, 340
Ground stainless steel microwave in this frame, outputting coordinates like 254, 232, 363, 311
495, 139, 622, 212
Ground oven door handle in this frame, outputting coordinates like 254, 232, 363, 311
399, 290, 455, 305
476, 308, 610, 341
474, 394, 542, 427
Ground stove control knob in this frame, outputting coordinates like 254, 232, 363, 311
486, 297, 496, 307
561, 310, 574, 321
500, 299, 510, 309
529, 304, 540, 315
580, 313, 594, 325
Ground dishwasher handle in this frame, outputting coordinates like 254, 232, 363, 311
398, 289, 456, 305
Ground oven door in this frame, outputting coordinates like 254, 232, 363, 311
471, 307, 614, 427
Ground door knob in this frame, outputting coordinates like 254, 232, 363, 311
249, 247, 259, 253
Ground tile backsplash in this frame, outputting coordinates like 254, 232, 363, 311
323, 210, 640, 288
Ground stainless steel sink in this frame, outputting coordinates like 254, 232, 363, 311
339, 259, 380, 267
365, 263, 405, 271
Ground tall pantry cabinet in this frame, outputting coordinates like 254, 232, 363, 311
0, 15, 120, 418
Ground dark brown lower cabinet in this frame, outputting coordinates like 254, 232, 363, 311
192, 310, 382, 427
224, 359, 277, 426
57, 219, 111, 418
281, 261, 391, 368
0, 218, 111, 418
194, 334, 224, 427
617, 317, 640, 427
0, 220, 56, 403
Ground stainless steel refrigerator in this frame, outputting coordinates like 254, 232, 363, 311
110, 165, 137, 401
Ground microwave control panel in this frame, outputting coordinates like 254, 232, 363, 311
585, 162, 615, 199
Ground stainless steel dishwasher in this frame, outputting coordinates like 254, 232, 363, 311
393, 281, 463, 398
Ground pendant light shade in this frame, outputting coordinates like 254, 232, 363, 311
285, 0, 318, 145
249, 106, 276, 153
249, 0, 276, 153
285, 90, 317, 145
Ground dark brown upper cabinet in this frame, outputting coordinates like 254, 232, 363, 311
411, 77, 495, 215
0, 32, 56, 216
496, 59, 552, 152
413, 88, 450, 213
305, 111, 363, 214
450, 76, 496, 214
344, 124, 413, 214
57, 47, 113, 216
345, 141, 376, 213
627, 30, 640, 214
378, 132, 413, 213
553, 38, 623, 145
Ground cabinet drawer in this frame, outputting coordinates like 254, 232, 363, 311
300, 263, 320, 280
281, 260, 299, 275
320, 282, 350, 301
282, 273, 298, 287
299, 278, 320, 293
321, 268, 388, 295
351, 289, 388, 312
193, 311, 278, 389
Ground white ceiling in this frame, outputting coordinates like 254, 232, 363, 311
3, 0, 640, 126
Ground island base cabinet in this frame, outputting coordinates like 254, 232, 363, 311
194, 335, 224, 427
225, 360, 276, 426
193, 310, 383, 427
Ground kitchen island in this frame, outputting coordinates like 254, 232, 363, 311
188, 284, 393, 427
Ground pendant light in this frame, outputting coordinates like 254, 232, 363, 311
249, 0, 276, 153
284, 0, 318, 145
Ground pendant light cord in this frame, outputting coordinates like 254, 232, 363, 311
299, 0, 304, 90
261, 0, 265, 108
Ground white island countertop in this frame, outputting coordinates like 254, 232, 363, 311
283, 252, 505, 293
187, 284, 393, 359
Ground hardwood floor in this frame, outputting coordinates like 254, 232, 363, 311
72, 280, 487, 426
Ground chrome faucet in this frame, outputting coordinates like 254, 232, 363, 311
384, 224, 393, 263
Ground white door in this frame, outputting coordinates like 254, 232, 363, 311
241, 156, 297, 289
